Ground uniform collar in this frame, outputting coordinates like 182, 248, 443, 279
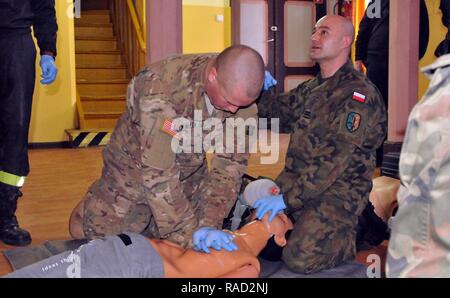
190, 62, 212, 120
421, 54, 450, 78
316, 60, 354, 89
190, 79, 232, 121
209, 103, 234, 120
204, 93, 215, 116
189, 57, 236, 121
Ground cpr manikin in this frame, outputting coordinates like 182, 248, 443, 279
151, 213, 293, 278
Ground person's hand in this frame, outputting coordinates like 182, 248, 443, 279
253, 194, 286, 222
192, 227, 238, 253
263, 70, 277, 91
354, 60, 364, 72
40, 54, 58, 85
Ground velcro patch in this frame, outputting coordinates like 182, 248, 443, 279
299, 109, 313, 128
346, 112, 361, 132
161, 119, 183, 138
352, 92, 366, 103
302, 109, 312, 120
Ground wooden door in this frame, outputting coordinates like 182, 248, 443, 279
232, 0, 330, 92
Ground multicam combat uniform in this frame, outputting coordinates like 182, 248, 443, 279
81, 54, 257, 247
387, 54, 450, 277
258, 60, 387, 273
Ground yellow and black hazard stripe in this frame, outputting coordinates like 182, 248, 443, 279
66, 130, 111, 147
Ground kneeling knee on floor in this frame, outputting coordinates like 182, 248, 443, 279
282, 243, 344, 274
282, 252, 334, 274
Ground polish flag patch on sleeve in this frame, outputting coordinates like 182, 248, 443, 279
352, 91, 366, 103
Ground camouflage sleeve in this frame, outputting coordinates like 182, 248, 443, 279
279, 90, 386, 209
128, 72, 179, 148
387, 134, 450, 277
257, 86, 305, 134
131, 73, 199, 247
193, 108, 258, 229
387, 89, 450, 277
195, 151, 250, 229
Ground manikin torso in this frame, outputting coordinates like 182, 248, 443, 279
148, 214, 293, 278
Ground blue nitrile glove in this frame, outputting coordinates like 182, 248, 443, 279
263, 70, 277, 91
253, 194, 286, 222
40, 54, 58, 85
192, 227, 238, 254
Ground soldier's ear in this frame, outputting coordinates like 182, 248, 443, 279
208, 66, 218, 83
342, 35, 353, 49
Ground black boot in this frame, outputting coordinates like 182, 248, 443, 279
356, 201, 389, 251
0, 183, 32, 246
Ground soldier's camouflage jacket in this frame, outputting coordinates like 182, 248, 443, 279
258, 60, 387, 216
86, 54, 257, 247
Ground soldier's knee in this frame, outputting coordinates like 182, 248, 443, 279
282, 247, 333, 274
69, 200, 86, 239
282, 243, 318, 274
282, 239, 345, 274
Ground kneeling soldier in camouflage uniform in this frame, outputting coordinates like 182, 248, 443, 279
69, 45, 265, 248
254, 16, 387, 273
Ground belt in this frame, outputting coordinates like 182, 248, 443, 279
0, 27, 31, 37
117, 233, 132, 246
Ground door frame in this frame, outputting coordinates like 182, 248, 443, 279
231, 0, 327, 93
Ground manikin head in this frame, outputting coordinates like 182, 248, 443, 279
245, 213, 294, 247
262, 213, 293, 247
204, 45, 265, 113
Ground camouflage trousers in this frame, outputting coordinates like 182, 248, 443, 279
282, 197, 359, 274
81, 162, 205, 248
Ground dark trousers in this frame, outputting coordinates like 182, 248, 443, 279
365, 56, 388, 166
0, 33, 36, 177
365, 58, 388, 109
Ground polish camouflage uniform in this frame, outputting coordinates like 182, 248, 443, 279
81, 54, 257, 248
387, 54, 450, 277
258, 60, 387, 273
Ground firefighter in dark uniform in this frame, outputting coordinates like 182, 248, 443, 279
0, 0, 58, 246
435, 0, 450, 57
354, 0, 428, 167
355, 0, 429, 109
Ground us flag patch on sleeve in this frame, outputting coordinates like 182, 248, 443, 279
161, 119, 182, 138
352, 91, 366, 103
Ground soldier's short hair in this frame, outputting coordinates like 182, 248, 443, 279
215, 45, 265, 99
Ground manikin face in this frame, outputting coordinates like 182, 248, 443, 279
205, 68, 253, 113
310, 17, 346, 63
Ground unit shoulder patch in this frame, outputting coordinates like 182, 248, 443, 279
346, 112, 361, 133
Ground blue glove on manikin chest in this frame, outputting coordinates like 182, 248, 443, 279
192, 227, 238, 253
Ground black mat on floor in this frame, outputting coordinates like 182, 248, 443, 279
259, 259, 368, 278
